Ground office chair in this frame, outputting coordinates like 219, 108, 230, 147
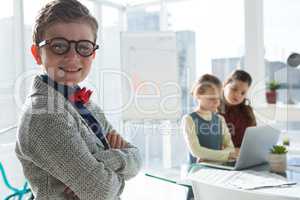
0, 126, 33, 199
0, 162, 32, 200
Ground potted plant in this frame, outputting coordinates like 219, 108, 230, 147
268, 145, 288, 173
266, 80, 280, 104
283, 136, 290, 146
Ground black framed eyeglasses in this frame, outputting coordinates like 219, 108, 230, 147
38, 37, 99, 57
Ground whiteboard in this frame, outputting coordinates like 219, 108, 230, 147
120, 32, 181, 120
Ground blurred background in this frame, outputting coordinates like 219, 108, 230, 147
1, 0, 300, 199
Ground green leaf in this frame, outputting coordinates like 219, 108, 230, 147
266, 80, 281, 91
270, 145, 288, 154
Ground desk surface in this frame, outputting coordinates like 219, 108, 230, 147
145, 163, 300, 186
145, 166, 192, 187
145, 156, 300, 200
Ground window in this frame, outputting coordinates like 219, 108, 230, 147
98, 5, 123, 129
0, 1, 13, 19
264, 0, 300, 62
103, 6, 120, 28
264, 0, 300, 131
264, 0, 300, 90
264, 0, 300, 102
127, 5, 160, 32
0, 1, 15, 129
167, 0, 245, 81
0, 1, 14, 84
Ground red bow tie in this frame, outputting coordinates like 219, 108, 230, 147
69, 87, 92, 104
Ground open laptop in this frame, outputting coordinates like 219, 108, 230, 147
199, 126, 280, 170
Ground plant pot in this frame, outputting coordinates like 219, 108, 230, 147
268, 153, 287, 173
266, 90, 277, 104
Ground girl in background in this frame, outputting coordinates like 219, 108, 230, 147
182, 74, 238, 200
218, 70, 257, 148
182, 74, 237, 163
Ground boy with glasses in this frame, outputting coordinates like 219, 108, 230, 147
15, 0, 142, 199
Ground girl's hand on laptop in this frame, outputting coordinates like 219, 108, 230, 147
228, 149, 240, 161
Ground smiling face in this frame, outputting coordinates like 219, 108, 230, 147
224, 80, 250, 105
32, 22, 95, 86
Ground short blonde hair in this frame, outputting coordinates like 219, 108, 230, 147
191, 74, 222, 97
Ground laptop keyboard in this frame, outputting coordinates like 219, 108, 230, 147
223, 161, 236, 167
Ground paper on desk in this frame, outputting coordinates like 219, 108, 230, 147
188, 168, 297, 190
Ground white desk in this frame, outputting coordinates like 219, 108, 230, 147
145, 166, 191, 187
146, 158, 300, 200
191, 180, 300, 200
190, 164, 300, 200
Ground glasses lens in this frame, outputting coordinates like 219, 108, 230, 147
77, 41, 95, 57
49, 38, 69, 55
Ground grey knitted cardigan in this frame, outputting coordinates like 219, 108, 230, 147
15, 75, 142, 200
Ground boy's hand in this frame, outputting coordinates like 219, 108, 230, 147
64, 187, 79, 200
106, 130, 128, 149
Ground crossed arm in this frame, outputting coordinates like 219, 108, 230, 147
64, 130, 139, 199
25, 112, 141, 200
